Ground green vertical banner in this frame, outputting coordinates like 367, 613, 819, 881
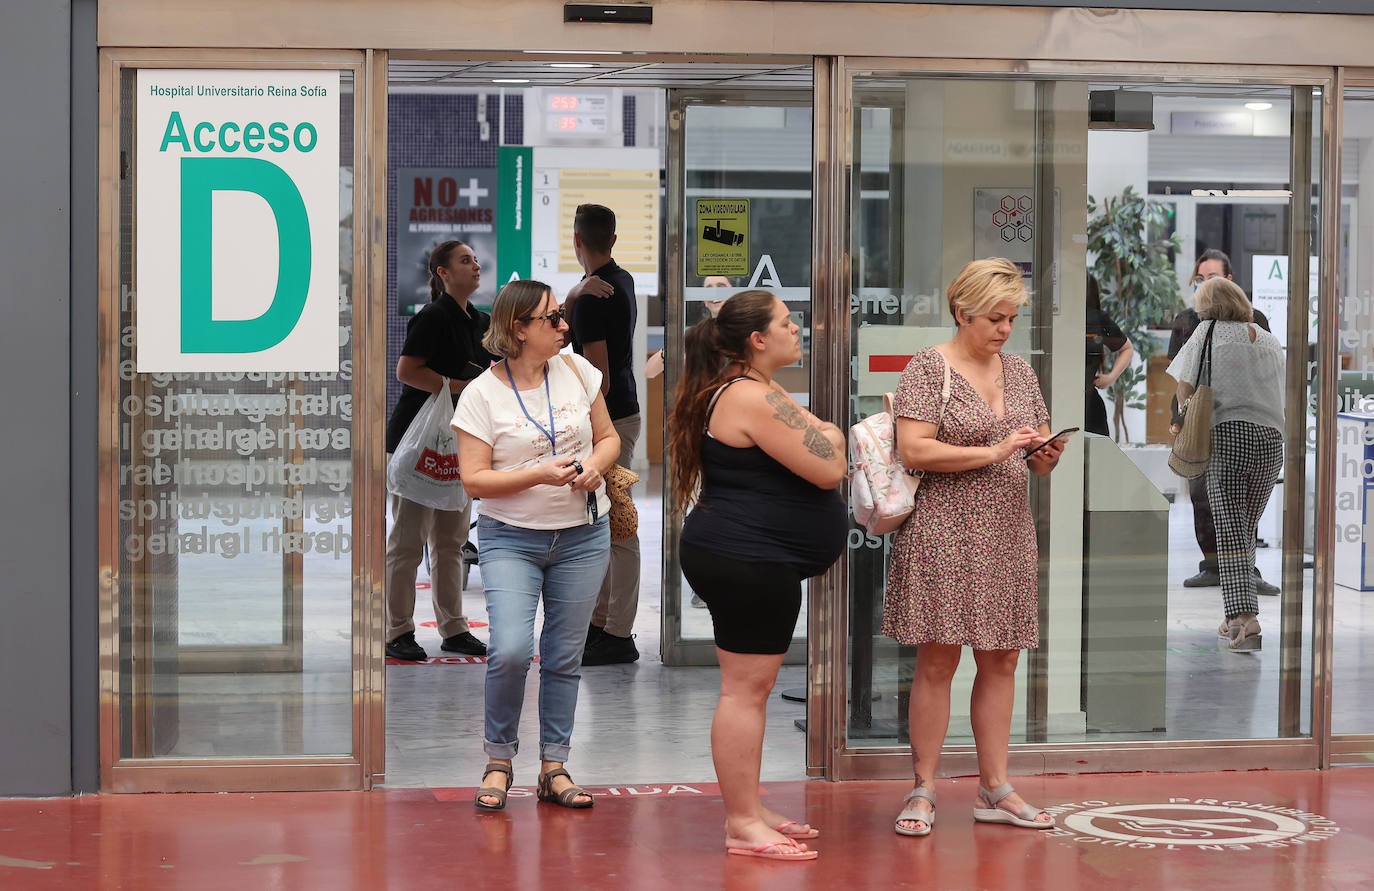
497, 146, 534, 293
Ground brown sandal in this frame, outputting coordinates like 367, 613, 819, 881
537, 768, 594, 809
474, 762, 513, 811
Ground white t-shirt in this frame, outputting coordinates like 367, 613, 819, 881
451, 353, 611, 530
1166, 319, 1285, 432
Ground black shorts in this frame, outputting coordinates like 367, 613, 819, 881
679, 542, 802, 655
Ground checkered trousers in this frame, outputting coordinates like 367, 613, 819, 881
1206, 421, 1284, 619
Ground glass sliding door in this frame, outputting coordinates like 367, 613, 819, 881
1331, 82, 1374, 759
661, 89, 815, 666
100, 52, 378, 791
831, 66, 1326, 778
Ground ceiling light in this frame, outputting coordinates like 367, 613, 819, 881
550, 63, 595, 69
1190, 189, 1292, 198
492, 78, 530, 84
522, 50, 623, 55
1245, 102, 1273, 111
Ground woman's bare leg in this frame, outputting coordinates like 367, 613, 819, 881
897, 643, 962, 832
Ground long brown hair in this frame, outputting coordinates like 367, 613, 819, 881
427, 239, 468, 301
666, 289, 778, 514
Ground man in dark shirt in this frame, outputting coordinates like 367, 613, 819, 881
564, 204, 642, 665
1167, 248, 1278, 594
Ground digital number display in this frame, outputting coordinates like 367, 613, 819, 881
544, 93, 609, 116
546, 114, 608, 134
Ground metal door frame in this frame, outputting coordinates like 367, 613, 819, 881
95, 46, 1358, 788
811, 56, 1341, 781
1326, 68, 1374, 767
661, 85, 817, 668
97, 47, 387, 793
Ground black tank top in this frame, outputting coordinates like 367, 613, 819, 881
679, 379, 848, 578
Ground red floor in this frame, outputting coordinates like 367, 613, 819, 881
1, 770, 1370, 889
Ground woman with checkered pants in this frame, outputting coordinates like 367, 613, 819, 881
1167, 278, 1285, 652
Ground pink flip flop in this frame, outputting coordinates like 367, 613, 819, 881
775, 820, 820, 839
726, 839, 819, 861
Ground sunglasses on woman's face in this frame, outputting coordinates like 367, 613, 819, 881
520, 308, 566, 326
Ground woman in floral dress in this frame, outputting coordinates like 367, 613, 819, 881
885, 258, 1066, 837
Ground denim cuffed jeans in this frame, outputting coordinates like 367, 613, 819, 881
477, 514, 610, 763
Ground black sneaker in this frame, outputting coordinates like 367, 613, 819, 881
441, 631, 488, 656
1255, 573, 1280, 596
1183, 570, 1221, 588
582, 625, 604, 661
582, 632, 639, 666
386, 632, 427, 661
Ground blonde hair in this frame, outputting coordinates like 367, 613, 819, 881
1195, 277, 1254, 323
947, 258, 1030, 326
483, 279, 553, 359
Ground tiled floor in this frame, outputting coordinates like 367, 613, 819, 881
1, 769, 1369, 889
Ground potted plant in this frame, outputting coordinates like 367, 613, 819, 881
1086, 185, 1185, 443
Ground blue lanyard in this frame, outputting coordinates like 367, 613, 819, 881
505, 360, 557, 455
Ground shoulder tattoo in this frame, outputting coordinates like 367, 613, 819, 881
765, 388, 808, 430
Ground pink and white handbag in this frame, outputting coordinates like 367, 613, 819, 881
848, 355, 951, 536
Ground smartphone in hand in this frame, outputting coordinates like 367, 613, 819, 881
1025, 427, 1079, 458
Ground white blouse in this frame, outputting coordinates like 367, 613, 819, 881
451, 353, 610, 530
1166, 319, 1285, 433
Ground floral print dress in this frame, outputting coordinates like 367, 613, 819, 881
881, 347, 1049, 650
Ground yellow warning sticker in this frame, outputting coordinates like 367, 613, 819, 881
695, 199, 749, 277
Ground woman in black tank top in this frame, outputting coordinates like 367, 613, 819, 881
667, 290, 847, 862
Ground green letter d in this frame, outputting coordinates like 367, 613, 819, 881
181, 157, 311, 353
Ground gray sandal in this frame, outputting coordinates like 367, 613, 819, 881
894, 786, 937, 836
973, 783, 1054, 829
474, 762, 513, 811
537, 768, 594, 809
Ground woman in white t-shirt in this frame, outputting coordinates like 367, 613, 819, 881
1167, 277, 1285, 653
452, 279, 619, 812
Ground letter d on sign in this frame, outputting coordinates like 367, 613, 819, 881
180, 157, 311, 353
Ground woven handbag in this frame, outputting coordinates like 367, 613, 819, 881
1168, 321, 1216, 480
603, 463, 640, 543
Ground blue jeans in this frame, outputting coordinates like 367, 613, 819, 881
477, 514, 610, 762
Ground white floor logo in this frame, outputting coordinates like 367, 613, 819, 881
1045, 798, 1339, 851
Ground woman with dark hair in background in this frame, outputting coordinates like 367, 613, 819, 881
383, 240, 495, 662
668, 290, 848, 861
1084, 274, 1133, 438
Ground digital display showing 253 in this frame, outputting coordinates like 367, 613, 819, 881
545, 93, 610, 116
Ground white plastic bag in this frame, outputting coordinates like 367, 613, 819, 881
387, 379, 469, 511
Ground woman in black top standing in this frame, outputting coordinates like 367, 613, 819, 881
667, 290, 848, 862
384, 240, 497, 661
1084, 274, 1133, 438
